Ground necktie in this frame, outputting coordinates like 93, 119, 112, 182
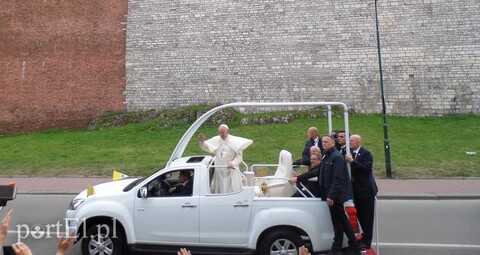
350, 153, 355, 183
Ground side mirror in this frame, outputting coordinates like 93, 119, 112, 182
139, 187, 148, 199
0, 184, 17, 207
162, 173, 172, 180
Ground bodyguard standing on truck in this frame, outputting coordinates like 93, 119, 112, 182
345, 134, 378, 249
319, 135, 360, 255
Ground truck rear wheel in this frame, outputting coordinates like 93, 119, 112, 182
260, 230, 304, 255
81, 223, 125, 255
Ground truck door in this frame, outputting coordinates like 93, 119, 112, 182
134, 169, 199, 242
199, 188, 253, 244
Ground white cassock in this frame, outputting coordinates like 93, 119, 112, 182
201, 134, 253, 193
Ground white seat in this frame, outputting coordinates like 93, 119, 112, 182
254, 150, 296, 197
273, 150, 294, 180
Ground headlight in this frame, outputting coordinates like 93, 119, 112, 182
69, 198, 85, 210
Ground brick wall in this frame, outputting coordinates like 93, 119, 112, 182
0, 0, 127, 133
1, 0, 478, 134
126, 0, 479, 116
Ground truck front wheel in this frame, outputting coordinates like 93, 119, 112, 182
260, 230, 304, 255
81, 223, 125, 255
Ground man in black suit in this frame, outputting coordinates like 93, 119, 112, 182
169, 170, 193, 196
345, 135, 378, 249
319, 135, 359, 255
288, 148, 322, 197
336, 131, 347, 155
293, 127, 321, 166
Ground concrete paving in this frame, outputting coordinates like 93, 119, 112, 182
1, 176, 479, 199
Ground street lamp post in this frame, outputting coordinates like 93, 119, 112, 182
374, 0, 392, 178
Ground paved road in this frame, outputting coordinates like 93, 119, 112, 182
2, 195, 479, 255
1, 176, 480, 199
376, 200, 480, 255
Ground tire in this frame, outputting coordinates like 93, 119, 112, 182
81, 223, 125, 255
260, 230, 304, 255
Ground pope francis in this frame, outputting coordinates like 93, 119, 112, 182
199, 124, 253, 193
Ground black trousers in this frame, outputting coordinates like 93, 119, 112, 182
292, 181, 321, 197
354, 195, 376, 244
328, 202, 358, 250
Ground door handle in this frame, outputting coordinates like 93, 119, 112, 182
182, 203, 197, 208
233, 202, 250, 208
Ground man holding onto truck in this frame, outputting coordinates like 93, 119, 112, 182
288, 146, 322, 197
319, 135, 360, 255
345, 134, 377, 249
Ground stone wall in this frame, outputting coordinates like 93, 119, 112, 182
0, 0, 127, 133
1, 0, 478, 134
126, 0, 479, 116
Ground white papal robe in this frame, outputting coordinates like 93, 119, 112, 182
201, 134, 253, 193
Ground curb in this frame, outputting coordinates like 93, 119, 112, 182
16, 191, 480, 200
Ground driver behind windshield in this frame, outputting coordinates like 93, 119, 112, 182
168, 170, 193, 196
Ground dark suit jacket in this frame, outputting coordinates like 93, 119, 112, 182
172, 180, 193, 196
318, 149, 353, 203
350, 147, 378, 198
297, 137, 321, 165
297, 166, 319, 182
294, 165, 321, 197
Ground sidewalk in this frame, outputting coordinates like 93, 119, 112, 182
375, 178, 480, 200
1, 176, 480, 199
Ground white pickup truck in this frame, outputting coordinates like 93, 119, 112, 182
66, 102, 375, 255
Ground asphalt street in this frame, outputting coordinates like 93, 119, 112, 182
0, 177, 479, 255
1, 195, 479, 255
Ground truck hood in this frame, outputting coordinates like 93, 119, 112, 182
75, 177, 142, 199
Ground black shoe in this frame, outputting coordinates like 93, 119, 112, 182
358, 240, 371, 250
325, 250, 343, 255
342, 247, 361, 255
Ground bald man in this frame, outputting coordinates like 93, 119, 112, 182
293, 127, 321, 166
345, 134, 377, 249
